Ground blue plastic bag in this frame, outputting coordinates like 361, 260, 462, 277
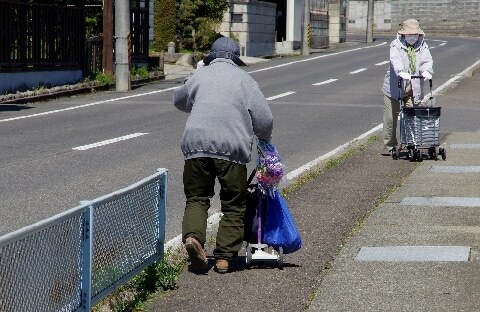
263, 189, 302, 254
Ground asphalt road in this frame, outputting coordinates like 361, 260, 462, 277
1, 35, 479, 242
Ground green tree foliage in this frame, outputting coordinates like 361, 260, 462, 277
85, 2, 103, 37
153, 0, 177, 52
178, 0, 229, 52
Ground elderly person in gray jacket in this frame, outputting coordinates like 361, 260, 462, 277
173, 37, 273, 274
382, 19, 433, 152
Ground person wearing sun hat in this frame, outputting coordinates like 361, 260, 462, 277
381, 18, 434, 153
173, 36, 273, 274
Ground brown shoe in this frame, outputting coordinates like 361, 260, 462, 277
185, 237, 208, 272
215, 259, 229, 274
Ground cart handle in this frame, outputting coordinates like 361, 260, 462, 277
399, 76, 432, 88
397, 77, 434, 105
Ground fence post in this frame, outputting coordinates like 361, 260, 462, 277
80, 203, 93, 311
157, 169, 168, 257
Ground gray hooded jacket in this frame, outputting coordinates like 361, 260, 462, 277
173, 58, 273, 164
382, 34, 433, 103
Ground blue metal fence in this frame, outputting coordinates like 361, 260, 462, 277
0, 168, 168, 311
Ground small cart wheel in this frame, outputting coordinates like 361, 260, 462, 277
416, 150, 423, 162
245, 245, 252, 268
390, 147, 398, 160
409, 149, 415, 162
439, 148, 446, 161
428, 147, 438, 160
278, 247, 284, 270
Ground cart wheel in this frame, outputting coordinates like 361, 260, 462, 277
409, 149, 415, 162
278, 247, 284, 270
390, 147, 399, 160
428, 147, 437, 160
439, 148, 446, 161
246, 245, 252, 268
416, 150, 423, 162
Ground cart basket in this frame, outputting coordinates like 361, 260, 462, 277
403, 106, 441, 118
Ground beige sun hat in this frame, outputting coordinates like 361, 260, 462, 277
398, 19, 425, 35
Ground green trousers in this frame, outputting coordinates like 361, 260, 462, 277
182, 158, 247, 260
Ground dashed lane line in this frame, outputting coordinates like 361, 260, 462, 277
349, 68, 367, 74
312, 78, 338, 86
266, 91, 296, 101
72, 133, 148, 151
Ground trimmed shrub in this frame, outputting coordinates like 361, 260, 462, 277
153, 0, 177, 52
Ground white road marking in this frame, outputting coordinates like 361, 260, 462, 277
72, 133, 148, 151
312, 78, 338, 86
375, 61, 389, 66
350, 68, 367, 74
248, 42, 387, 74
439, 42, 446, 46
266, 91, 296, 100
286, 124, 383, 180
0, 86, 179, 123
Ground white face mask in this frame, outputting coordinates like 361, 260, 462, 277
405, 35, 419, 45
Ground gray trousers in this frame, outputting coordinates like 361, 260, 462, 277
383, 94, 413, 147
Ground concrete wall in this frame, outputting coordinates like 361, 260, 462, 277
310, 12, 329, 48
329, 1, 347, 44
347, 0, 391, 33
391, 0, 480, 36
219, 0, 276, 57
0, 70, 82, 95
347, 0, 480, 36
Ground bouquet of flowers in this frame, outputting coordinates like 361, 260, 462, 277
255, 139, 284, 197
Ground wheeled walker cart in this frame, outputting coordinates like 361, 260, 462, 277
391, 76, 446, 161
244, 170, 283, 269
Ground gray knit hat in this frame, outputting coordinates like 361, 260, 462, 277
203, 37, 247, 66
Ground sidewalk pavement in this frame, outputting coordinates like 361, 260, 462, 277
309, 131, 480, 311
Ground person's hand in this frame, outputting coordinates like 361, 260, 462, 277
422, 71, 432, 81
399, 72, 411, 80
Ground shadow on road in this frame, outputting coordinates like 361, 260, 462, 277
0, 104, 34, 112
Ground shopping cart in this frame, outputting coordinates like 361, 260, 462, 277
391, 76, 446, 161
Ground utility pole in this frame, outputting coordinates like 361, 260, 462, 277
102, 0, 114, 75
366, 0, 374, 43
115, 0, 131, 91
302, 0, 310, 55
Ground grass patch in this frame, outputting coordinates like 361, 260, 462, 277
281, 135, 379, 197
93, 247, 186, 312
